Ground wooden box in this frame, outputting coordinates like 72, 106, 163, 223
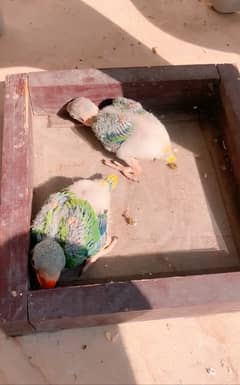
1, 64, 240, 336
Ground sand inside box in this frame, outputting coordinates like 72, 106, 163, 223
32, 110, 240, 284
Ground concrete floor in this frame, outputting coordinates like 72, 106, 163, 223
1, 0, 240, 384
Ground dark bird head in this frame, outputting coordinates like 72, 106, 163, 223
32, 238, 66, 289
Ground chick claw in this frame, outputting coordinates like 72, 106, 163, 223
80, 236, 118, 275
103, 235, 118, 251
103, 159, 140, 182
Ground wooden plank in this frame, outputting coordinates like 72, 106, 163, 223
29, 84, 123, 115
28, 65, 220, 115
29, 65, 219, 86
217, 64, 240, 192
0, 74, 33, 335
29, 272, 240, 332
100, 64, 220, 82
200, 118, 240, 257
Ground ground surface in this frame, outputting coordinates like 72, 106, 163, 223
1, 0, 240, 384
33, 112, 239, 284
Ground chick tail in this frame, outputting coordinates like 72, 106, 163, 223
166, 154, 177, 169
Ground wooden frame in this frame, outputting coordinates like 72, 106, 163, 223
1, 64, 240, 336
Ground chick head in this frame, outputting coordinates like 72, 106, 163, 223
67, 97, 99, 126
32, 238, 66, 289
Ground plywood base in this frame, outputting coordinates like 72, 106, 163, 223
32, 111, 239, 285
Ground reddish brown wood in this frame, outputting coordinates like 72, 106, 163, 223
217, 64, 240, 191
0, 74, 33, 335
28, 65, 219, 115
28, 272, 240, 332
29, 65, 219, 87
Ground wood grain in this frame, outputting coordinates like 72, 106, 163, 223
217, 64, 240, 192
0, 74, 33, 335
28, 65, 220, 115
28, 272, 240, 333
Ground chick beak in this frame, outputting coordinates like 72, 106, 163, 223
36, 272, 58, 289
83, 117, 94, 127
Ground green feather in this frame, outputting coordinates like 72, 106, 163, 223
92, 111, 134, 152
31, 188, 106, 269
44, 210, 53, 232
113, 97, 144, 113
58, 217, 68, 243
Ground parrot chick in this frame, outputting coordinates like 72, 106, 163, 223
67, 96, 177, 182
31, 175, 118, 288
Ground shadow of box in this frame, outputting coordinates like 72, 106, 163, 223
1, 64, 240, 336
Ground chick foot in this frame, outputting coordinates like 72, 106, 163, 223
81, 236, 118, 275
103, 159, 141, 182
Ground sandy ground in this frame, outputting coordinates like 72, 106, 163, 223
1, 0, 240, 384
33, 113, 238, 284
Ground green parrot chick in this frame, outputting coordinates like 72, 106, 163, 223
67, 96, 177, 182
31, 175, 118, 289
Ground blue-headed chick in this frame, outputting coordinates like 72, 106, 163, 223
31, 175, 118, 288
